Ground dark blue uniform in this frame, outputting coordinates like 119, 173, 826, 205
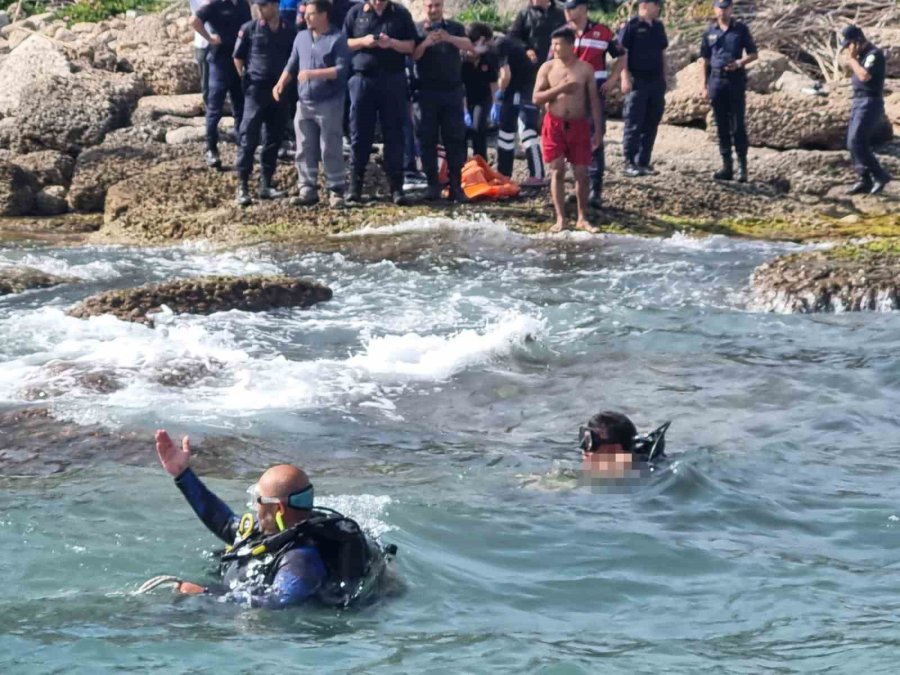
195, 0, 252, 154
618, 16, 668, 169
233, 17, 295, 182
494, 36, 543, 180
415, 19, 467, 194
848, 44, 889, 186
343, 0, 418, 194
462, 51, 499, 160
700, 19, 756, 162
509, 2, 566, 65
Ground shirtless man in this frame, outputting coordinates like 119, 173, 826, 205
533, 26, 602, 233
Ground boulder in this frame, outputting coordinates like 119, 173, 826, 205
0, 11, 9, 30
35, 185, 68, 215
0, 159, 38, 215
751, 241, 900, 313
116, 12, 199, 95
67, 275, 334, 326
67, 137, 196, 212
746, 49, 792, 94
663, 60, 709, 126
887, 92, 900, 131
0, 116, 18, 150
0, 266, 67, 295
165, 126, 206, 144
774, 71, 819, 96
11, 150, 74, 188
0, 34, 73, 118
0, 37, 8, 54
134, 94, 204, 120
16, 71, 144, 153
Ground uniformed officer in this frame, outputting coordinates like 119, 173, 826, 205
233, 0, 295, 206
462, 23, 499, 161
563, 0, 625, 208
700, 0, 757, 182
192, 0, 252, 170
841, 25, 891, 195
413, 0, 473, 202
343, 0, 418, 205
509, 0, 566, 66
492, 32, 545, 185
618, 0, 668, 178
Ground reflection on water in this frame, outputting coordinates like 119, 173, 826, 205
1, 220, 899, 672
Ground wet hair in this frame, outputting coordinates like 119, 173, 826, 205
466, 22, 494, 43
551, 27, 576, 45
586, 411, 637, 452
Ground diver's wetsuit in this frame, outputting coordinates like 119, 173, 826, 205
175, 468, 327, 609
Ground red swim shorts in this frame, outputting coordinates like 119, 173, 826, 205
541, 113, 592, 166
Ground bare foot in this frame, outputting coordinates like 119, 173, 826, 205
574, 219, 599, 234
549, 220, 566, 233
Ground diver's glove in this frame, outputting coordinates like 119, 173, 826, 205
135, 575, 207, 595
489, 102, 501, 126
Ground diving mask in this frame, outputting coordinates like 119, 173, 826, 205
246, 482, 315, 510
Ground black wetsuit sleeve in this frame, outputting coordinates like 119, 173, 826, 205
225, 546, 327, 609
174, 468, 239, 544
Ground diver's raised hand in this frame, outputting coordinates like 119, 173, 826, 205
155, 429, 191, 477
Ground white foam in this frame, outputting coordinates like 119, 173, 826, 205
333, 214, 523, 239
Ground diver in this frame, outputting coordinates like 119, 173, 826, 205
145, 429, 394, 608
578, 410, 670, 477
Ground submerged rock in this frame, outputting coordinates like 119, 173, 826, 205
68, 274, 334, 326
0, 266, 68, 294
751, 239, 900, 313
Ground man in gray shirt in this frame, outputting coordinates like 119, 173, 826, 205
274, 0, 351, 207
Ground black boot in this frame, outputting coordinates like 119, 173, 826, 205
714, 155, 733, 181
205, 148, 221, 169
258, 176, 285, 200
870, 175, 891, 195
737, 156, 748, 183
847, 175, 873, 195
236, 179, 252, 207
391, 188, 408, 206
423, 184, 442, 201
448, 183, 469, 203
346, 177, 363, 203
588, 186, 602, 209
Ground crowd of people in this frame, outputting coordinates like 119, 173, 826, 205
186, 0, 891, 231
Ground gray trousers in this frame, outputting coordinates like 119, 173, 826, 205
294, 94, 346, 193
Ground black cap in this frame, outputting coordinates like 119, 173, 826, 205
841, 25, 865, 49
713, 0, 732, 8
580, 411, 638, 453
564, 0, 588, 9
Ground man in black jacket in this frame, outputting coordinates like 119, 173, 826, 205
509, 0, 566, 65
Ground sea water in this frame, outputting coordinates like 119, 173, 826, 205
1, 218, 899, 673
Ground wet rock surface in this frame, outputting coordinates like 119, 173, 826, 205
67, 275, 334, 326
0, 266, 69, 295
751, 240, 900, 313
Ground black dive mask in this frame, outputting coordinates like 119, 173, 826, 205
579, 421, 671, 462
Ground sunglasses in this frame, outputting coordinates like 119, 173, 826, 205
248, 483, 315, 510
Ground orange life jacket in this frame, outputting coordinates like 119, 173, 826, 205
460, 156, 521, 200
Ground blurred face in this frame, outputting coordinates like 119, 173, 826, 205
425, 0, 443, 22
581, 448, 634, 477
304, 3, 327, 31
551, 36, 575, 61
372, 0, 389, 12
638, 1, 660, 21
533, 0, 550, 8
258, 1, 279, 21
564, 5, 587, 26
713, 6, 732, 22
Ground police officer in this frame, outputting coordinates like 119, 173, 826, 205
618, 0, 668, 178
841, 25, 891, 195
510, 0, 566, 66
343, 0, 418, 205
233, 0, 295, 206
700, 0, 757, 182
413, 0, 473, 202
462, 23, 499, 162
192, 0, 252, 170
492, 31, 545, 184
563, 0, 625, 208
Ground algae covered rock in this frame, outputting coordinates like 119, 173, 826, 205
68, 275, 334, 326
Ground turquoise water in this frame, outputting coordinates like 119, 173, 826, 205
1, 219, 900, 673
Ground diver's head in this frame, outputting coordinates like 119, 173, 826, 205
251, 464, 314, 534
578, 411, 639, 474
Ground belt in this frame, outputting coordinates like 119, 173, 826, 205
711, 68, 745, 78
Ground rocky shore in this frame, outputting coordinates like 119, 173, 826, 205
0, 1, 898, 314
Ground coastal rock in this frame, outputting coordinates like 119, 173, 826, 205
0, 159, 38, 215
35, 185, 68, 215
67, 275, 334, 326
0, 34, 73, 117
16, 71, 144, 153
0, 11, 9, 30
774, 71, 819, 96
663, 60, 709, 126
11, 150, 75, 188
116, 12, 198, 95
0, 266, 67, 294
165, 126, 206, 145
746, 49, 792, 94
67, 137, 196, 212
751, 241, 900, 313
134, 93, 204, 120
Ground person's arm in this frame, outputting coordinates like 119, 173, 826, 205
533, 62, 574, 106
344, 8, 374, 51
413, 30, 438, 61
587, 67, 603, 150
601, 46, 626, 94
845, 44, 873, 82
192, 9, 222, 45
498, 63, 511, 93
736, 25, 758, 70
233, 23, 251, 78
443, 25, 472, 53
224, 546, 327, 609
509, 10, 530, 55
155, 430, 239, 544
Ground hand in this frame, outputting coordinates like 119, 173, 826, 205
431, 29, 445, 44
620, 76, 632, 95
701, 86, 708, 100
724, 60, 739, 72
591, 130, 602, 151
559, 77, 579, 95
298, 70, 311, 83
155, 429, 191, 477
599, 79, 611, 95
526, 49, 538, 64
848, 41, 859, 60
490, 102, 501, 126
464, 109, 473, 128
208, 34, 222, 46
272, 82, 283, 101
376, 33, 393, 49
362, 33, 378, 48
